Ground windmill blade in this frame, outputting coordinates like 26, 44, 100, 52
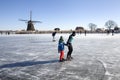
19, 19, 28, 21
32, 21, 42, 23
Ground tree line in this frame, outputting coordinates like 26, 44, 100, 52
89, 20, 119, 32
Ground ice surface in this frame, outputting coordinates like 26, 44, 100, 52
0, 33, 120, 80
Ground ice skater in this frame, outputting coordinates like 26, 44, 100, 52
58, 36, 66, 62
112, 30, 114, 36
84, 30, 87, 36
66, 31, 76, 61
52, 31, 56, 41
107, 30, 110, 35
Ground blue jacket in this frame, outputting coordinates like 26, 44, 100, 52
58, 42, 64, 52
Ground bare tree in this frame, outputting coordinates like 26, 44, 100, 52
105, 20, 117, 30
88, 23, 97, 32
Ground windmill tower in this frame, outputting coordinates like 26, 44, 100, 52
19, 11, 42, 31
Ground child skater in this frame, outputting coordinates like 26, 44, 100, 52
58, 36, 65, 62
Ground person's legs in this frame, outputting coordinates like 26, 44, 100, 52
53, 36, 55, 40
60, 51, 64, 62
70, 45, 73, 59
66, 44, 73, 60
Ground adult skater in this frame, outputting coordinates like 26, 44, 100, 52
52, 31, 56, 41
66, 31, 76, 61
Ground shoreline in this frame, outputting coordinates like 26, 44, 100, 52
0, 30, 116, 34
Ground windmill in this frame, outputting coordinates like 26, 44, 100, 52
19, 11, 42, 31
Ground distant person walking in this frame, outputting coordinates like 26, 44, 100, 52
84, 30, 87, 36
112, 30, 114, 36
58, 36, 65, 62
107, 30, 110, 35
66, 31, 76, 61
52, 32, 56, 41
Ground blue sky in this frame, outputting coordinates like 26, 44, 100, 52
0, 0, 120, 30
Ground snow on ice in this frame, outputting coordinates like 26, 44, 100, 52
0, 33, 120, 80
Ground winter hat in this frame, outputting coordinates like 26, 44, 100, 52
59, 36, 64, 42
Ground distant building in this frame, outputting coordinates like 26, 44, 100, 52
96, 28, 105, 33
75, 26, 84, 33
114, 26, 120, 33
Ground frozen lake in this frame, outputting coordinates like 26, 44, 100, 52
0, 33, 120, 80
